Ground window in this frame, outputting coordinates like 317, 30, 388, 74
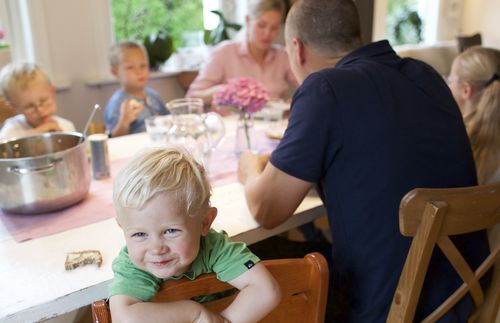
386, 0, 423, 45
110, 0, 205, 51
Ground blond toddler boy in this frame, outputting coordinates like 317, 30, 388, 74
0, 62, 75, 140
109, 146, 281, 323
104, 41, 169, 137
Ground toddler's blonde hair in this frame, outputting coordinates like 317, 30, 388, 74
113, 146, 211, 217
109, 40, 148, 70
0, 62, 52, 102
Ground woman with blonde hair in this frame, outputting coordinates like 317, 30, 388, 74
448, 46, 500, 184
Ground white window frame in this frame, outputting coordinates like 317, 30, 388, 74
0, 0, 113, 87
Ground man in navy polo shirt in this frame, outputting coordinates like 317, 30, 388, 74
238, 0, 490, 322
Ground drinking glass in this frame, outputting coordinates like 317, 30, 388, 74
166, 98, 225, 167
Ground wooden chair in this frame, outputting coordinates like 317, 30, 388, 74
92, 252, 329, 323
0, 97, 17, 127
87, 122, 106, 135
457, 33, 482, 53
387, 183, 500, 323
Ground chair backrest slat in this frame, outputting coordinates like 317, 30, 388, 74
92, 252, 329, 323
388, 182, 500, 323
399, 183, 500, 236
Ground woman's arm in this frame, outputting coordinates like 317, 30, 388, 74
221, 262, 281, 323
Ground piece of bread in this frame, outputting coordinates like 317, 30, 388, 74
65, 250, 103, 270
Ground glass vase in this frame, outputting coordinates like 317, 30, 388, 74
234, 112, 255, 156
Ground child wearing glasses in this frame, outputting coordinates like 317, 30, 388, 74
104, 41, 169, 137
0, 62, 75, 140
109, 146, 281, 323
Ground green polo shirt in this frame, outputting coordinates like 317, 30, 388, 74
108, 229, 260, 301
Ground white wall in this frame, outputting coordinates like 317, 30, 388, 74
461, 0, 500, 48
373, 0, 500, 48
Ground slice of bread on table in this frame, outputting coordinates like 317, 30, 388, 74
65, 250, 103, 270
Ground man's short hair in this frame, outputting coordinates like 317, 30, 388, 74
285, 0, 362, 57
113, 146, 212, 218
108, 40, 148, 70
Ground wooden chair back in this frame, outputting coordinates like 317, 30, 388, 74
87, 122, 106, 135
457, 33, 482, 53
92, 252, 329, 323
0, 97, 17, 127
387, 182, 500, 323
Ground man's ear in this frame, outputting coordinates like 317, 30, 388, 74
292, 38, 306, 67
200, 207, 217, 236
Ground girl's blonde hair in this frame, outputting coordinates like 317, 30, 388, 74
113, 146, 211, 217
453, 46, 500, 183
247, 0, 285, 20
0, 62, 52, 102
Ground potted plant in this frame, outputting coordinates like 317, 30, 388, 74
204, 10, 242, 46
143, 29, 174, 70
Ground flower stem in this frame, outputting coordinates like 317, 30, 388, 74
244, 113, 251, 149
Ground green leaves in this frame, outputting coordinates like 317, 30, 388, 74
205, 10, 242, 46
143, 30, 173, 70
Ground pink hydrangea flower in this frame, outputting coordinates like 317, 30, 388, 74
212, 77, 270, 114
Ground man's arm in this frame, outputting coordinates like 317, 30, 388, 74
221, 262, 281, 323
238, 152, 313, 228
109, 294, 228, 323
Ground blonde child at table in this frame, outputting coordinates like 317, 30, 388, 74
104, 41, 169, 137
0, 62, 75, 140
108, 146, 281, 323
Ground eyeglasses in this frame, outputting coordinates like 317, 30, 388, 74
22, 97, 54, 115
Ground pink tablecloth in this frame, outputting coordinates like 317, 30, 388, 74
0, 130, 278, 242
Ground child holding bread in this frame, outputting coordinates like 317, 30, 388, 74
104, 41, 169, 137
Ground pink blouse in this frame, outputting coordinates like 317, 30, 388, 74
187, 39, 297, 99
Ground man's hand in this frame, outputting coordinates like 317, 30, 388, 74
237, 151, 270, 184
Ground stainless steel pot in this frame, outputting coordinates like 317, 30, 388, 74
0, 132, 91, 214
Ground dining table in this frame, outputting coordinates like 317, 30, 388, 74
0, 115, 326, 323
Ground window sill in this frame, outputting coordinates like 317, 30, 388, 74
85, 67, 198, 88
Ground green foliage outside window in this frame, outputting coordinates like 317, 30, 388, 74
387, 0, 423, 46
111, 0, 204, 51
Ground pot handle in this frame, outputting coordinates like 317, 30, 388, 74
7, 158, 63, 175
